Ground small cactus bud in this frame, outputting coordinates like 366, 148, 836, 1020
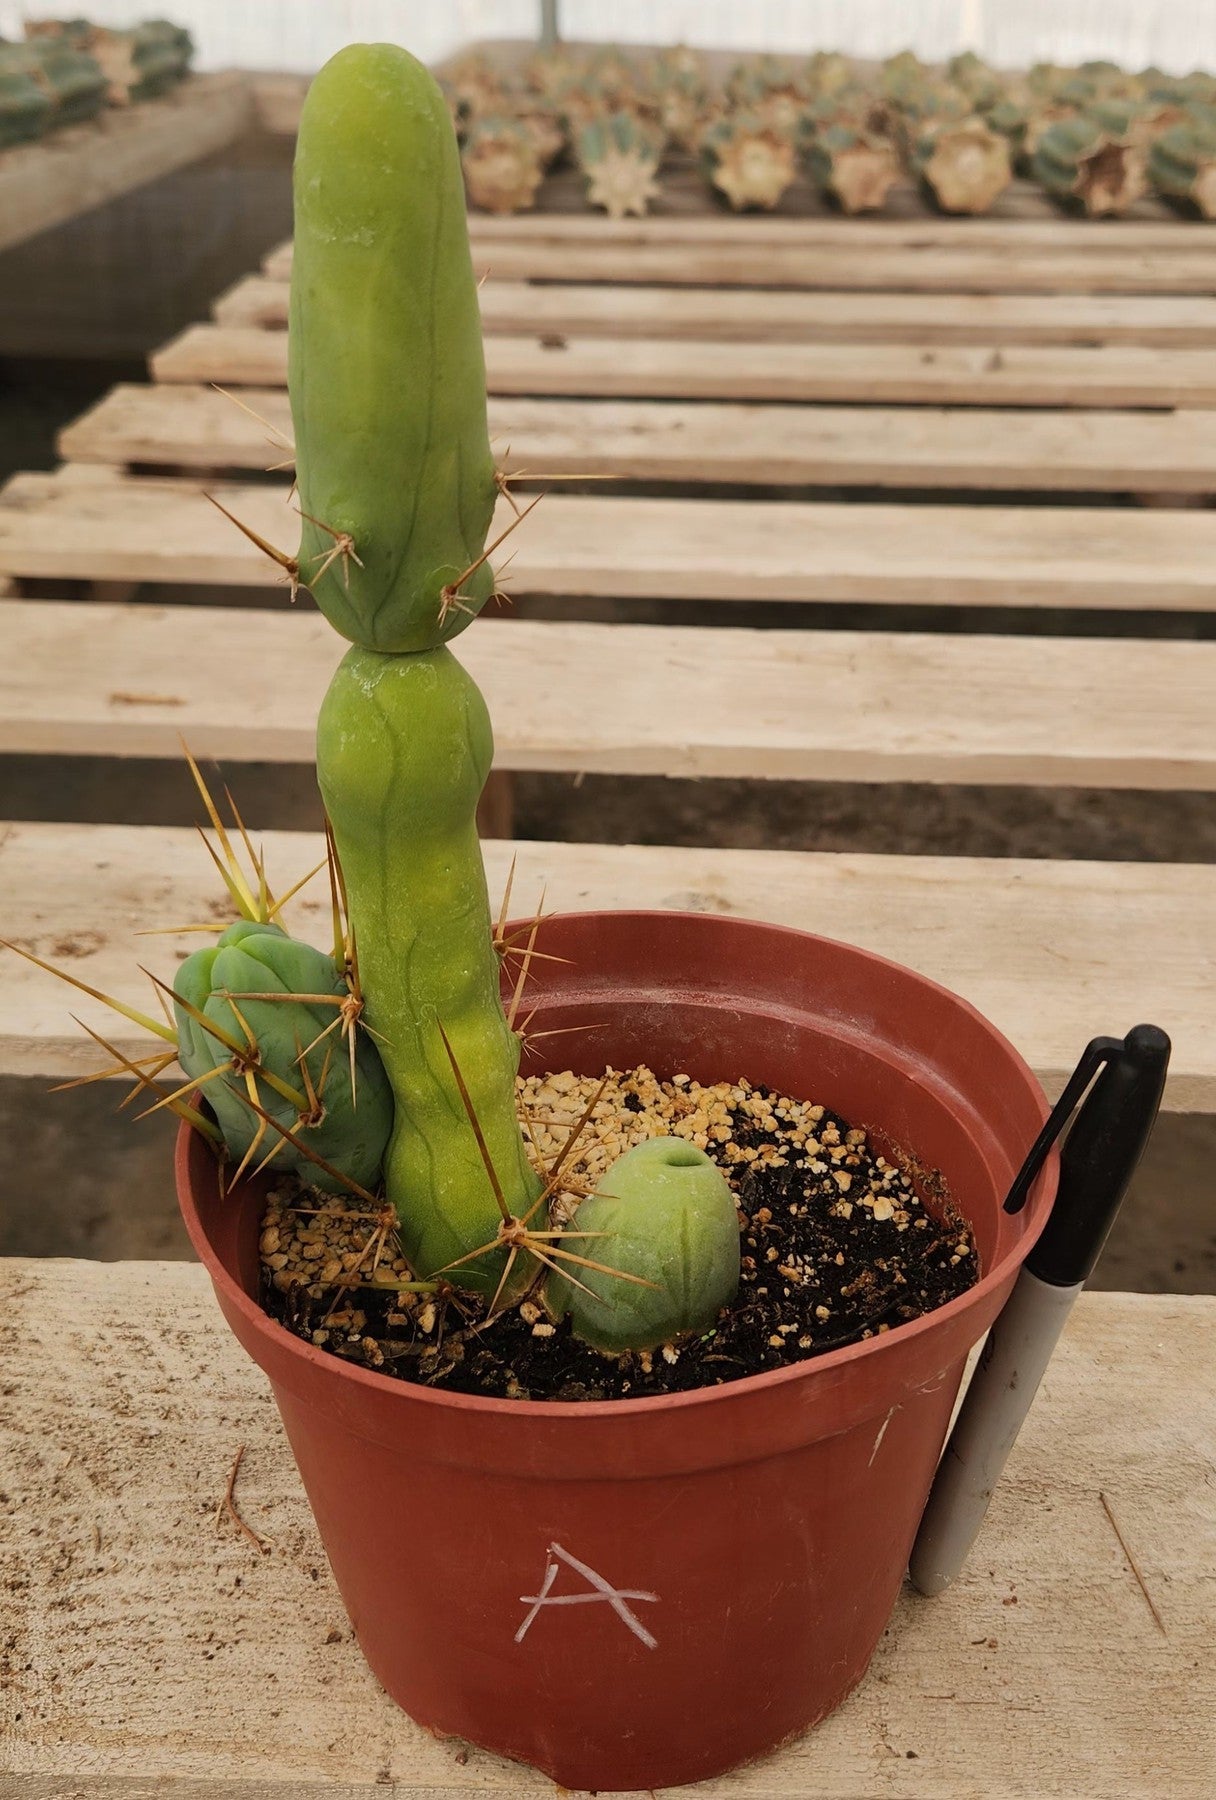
548, 1137, 741, 1355
175, 919, 392, 1193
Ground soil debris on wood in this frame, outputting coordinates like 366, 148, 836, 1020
260, 1065, 979, 1402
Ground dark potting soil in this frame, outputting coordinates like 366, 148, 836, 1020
259, 1066, 978, 1402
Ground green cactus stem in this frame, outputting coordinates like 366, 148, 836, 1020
546, 1138, 741, 1354
175, 919, 392, 1194
460, 115, 545, 214
295, 45, 541, 1294
913, 116, 1012, 214
702, 113, 797, 210
576, 109, 662, 218
1033, 113, 1148, 215
289, 56, 499, 656
805, 123, 902, 214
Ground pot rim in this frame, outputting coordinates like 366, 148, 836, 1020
177, 909, 1056, 1423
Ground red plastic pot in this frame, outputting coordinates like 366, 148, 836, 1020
177, 911, 1057, 1793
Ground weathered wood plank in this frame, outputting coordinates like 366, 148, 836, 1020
56, 383, 1216, 494
463, 211, 1216, 251
3, 823, 1211, 1107
0, 73, 254, 256
3, 598, 1211, 790
151, 322, 1216, 410
7, 468, 1216, 611
264, 236, 1216, 294
214, 272, 1216, 349
3, 1260, 1210, 1795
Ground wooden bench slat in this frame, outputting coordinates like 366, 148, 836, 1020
57, 383, 1216, 494
3, 821, 1211, 1109
5, 1261, 1211, 1793
1, 598, 1212, 790
265, 236, 1216, 294
215, 272, 1216, 349
462, 211, 1216, 250
6, 468, 1216, 612
0, 73, 253, 256
152, 322, 1216, 410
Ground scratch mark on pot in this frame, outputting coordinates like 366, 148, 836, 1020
515, 1541, 659, 1649
869, 1404, 899, 1467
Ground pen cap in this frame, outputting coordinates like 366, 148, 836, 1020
1026, 1024, 1170, 1288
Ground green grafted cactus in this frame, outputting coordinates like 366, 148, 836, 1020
1033, 112, 1148, 214
1149, 120, 1216, 217
295, 45, 540, 1293
0, 59, 51, 147
576, 109, 663, 217
459, 115, 545, 215
912, 116, 1012, 214
546, 1139, 741, 1354
175, 920, 392, 1194
804, 122, 902, 214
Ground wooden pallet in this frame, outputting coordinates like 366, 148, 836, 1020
3, 210, 1213, 1103
5, 1263, 1211, 1798
4, 94, 1215, 1800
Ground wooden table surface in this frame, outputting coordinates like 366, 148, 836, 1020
1, 1263, 1212, 1797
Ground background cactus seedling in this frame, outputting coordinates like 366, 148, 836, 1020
805, 121, 903, 215
576, 109, 663, 218
459, 115, 544, 214
913, 117, 1012, 214
1033, 113, 1148, 215
1150, 119, 1216, 217
702, 112, 797, 210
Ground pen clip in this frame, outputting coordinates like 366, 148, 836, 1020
1003, 1034, 1125, 1215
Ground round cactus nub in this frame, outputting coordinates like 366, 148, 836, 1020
546, 1138, 741, 1354
175, 920, 392, 1194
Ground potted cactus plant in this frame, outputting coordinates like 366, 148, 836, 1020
13, 42, 1062, 1795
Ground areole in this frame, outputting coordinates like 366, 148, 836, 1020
178, 909, 1058, 1793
